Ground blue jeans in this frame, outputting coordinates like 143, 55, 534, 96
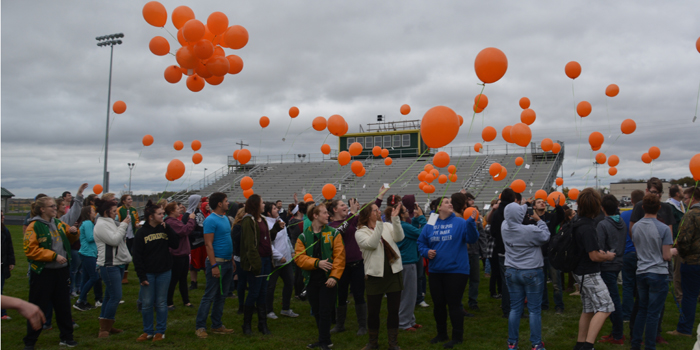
70, 250, 82, 294
79, 255, 103, 303
600, 271, 624, 339
195, 260, 233, 329
505, 267, 544, 346
484, 258, 491, 275
244, 257, 272, 307
99, 265, 124, 320
677, 263, 700, 334
140, 270, 171, 335
621, 252, 637, 321
631, 273, 669, 350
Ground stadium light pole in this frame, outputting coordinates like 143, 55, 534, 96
127, 163, 135, 194
96, 33, 124, 193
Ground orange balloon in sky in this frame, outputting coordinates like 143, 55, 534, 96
605, 84, 619, 97
243, 188, 254, 199
142, 135, 154, 146
183, 19, 206, 43
433, 151, 450, 168
448, 165, 457, 174
641, 153, 652, 164
648, 146, 661, 160
489, 163, 502, 176
548, 191, 566, 207
474, 47, 508, 84
149, 36, 170, 56
420, 106, 459, 148
556, 177, 563, 186
535, 189, 548, 201
448, 173, 458, 183
259, 116, 270, 128
458, 115, 464, 126
164, 65, 183, 84
552, 143, 562, 154
384, 157, 393, 166
351, 161, 363, 174
494, 166, 508, 181
171, 6, 194, 29
515, 157, 524, 166
473, 105, 484, 114
519, 97, 530, 109
609, 167, 618, 176
568, 188, 580, 200
608, 155, 619, 167
206, 11, 229, 35
192, 153, 203, 164
521, 109, 536, 125
233, 150, 239, 160
193, 39, 214, 60
577, 101, 592, 117
173, 140, 184, 151
312, 117, 327, 131
502, 126, 513, 143
238, 149, 251, 165
289, 106, 300, 118
167, 159, 186, 180
338, 151, 351, 166
589, 132, 604, 149
596, 153, 607, 164
565, 61, 581, 79
224, 25, 249, 50
511, 179, 526, 193
510, 123, 532, 147
142, 1, 167, 27
93, 184, 103, 195
474, 94, 489, 109
482, 126, 497, 142
321, 144, 331, 155
328, 115, 348, 137
400, 104, 411, 115
205, 75, 224, 86
690, 154, 700, 180
186, 74, 205, 92
424, 164, 434, 172
541, 138, 553, 152
191, 140, 201, 151
349, 142, 363, 156
380, 149, 389, 158
438, 174, 448, 184
176, 46, 197, 69
226, 55, 244, 74
621, 119, 636, 135
357, 167, 366, 177
113, 101, 126, 114
474, 143, 483, 152
322, 184, 337, 200
697, 37, 700, 54
372, 146, 381, 157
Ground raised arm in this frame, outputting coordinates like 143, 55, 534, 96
356, 224, 383, 251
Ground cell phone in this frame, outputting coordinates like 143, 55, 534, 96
139, 220, 145, 226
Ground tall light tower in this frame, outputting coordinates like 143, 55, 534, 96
96, 33, 124, 193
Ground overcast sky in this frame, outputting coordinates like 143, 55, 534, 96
2, 1, 699, 198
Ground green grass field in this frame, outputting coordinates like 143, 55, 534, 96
1, 224, 696, 349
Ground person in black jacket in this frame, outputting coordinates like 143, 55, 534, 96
132, 201, 179, 342
1, 211, 16, 320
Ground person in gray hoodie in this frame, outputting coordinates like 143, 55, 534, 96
595, 194, 627, 345
501, 202, 550, 350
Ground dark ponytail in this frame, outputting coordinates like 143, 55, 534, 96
94, 198, 117, 218
143, 200, 159, 221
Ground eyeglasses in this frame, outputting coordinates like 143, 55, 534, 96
46, 205, 57, 209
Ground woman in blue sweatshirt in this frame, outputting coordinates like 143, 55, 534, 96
74, 206, 103, 311
417, 197, 479, 349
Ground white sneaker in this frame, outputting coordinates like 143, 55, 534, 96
267, 312, 278, 320
419, 301, 429, 308
94, 301, 102, 307
119, 300, 125, 304
280, 309, 299, 318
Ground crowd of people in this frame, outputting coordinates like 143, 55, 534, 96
2, 177, 700, 350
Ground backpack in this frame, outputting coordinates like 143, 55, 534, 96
548, 217, 583, 273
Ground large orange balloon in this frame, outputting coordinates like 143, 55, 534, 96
357, 168, 366, 177
420, 106, 459, 148
418, 171, 427, 182
438, 174, 448, 184
609, 167, 618, 176
93, 184, 103, 195
424, 164, 434, 172
552, 143, 562, 154
433, 151, 450, 168
149, 36, 170, 56
372, 146, 381, 157
207, 12, 229, 35
641, 153, 652, 164
418, 182, 426, 190
193, 39, 214, 60
243, 189, 254, 199
338, 151, 351, 166
648, 146, 660, 160
238, 149, 251, 164
328, 115, 348, 136
605, 84, 619, 97
172, 6, 194, 29
191, 140, 201, 151
511, 179, 526, 193
400, 104, 411, 115
547, 191, 566, 207
621, 119, 636, 135
565, 61, 581, 79
289, 107, 300, 118
304, 193, 313, 202
474, 143, 483, 152
464, 207, 479, 221
568, 188, 580, 200
176, 46, 197, 69
224, 25, 249, 49
608, 155, 619, 167
226, 55, 244, 74
556, 177, 563, 186
259, 116, 270, 128
502, 126, 513, 143
349, 142, 363, 156
473, 105, 484, 114
589, 132, 604, 149
690, 154, 700, 181
206, 56, 230, 77
519, 97, 530, 109
174, 141, 184, 151
142, 1, 167, 27
205, 75, 224, 86
577, 101, 592, 117
164, 65, 183, 83
448, 165, 457, 174
167, 159, 186, 180
489, 163, 502, 176
192, 153, 203, 164
240, 176, 254, 191
510, 123, 532, 147
381, 149, 389, 158
520, 109, 536, 125
595, 153, 607, 164
113, 101, 126, 114
535, 189, 548, 201
494, 166, 508, 181
186, 74, 205, 92
143, 135, 154, 146
321, 144, 331, 155
474, 47, 508, 84
176, 27, 187, 46
322, 184, 337, 200
312, 117, 327, 131
541, 138, 553, 152
384, 157, 393, 166
195, 60, 213, 79
233, 150, 240, 160
351, 161, 363, 174
515, 157, 524, 166
474, 94, 489, 109
448, 174, 458, 183
482, 126, 497, 142
183, 19, 206, 43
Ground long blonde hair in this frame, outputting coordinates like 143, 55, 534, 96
31, 197, 55, 217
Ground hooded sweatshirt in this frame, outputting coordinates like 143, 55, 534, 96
132, 221, 180, 282
417, 212, 479, 274
596, 215, 627, 272
267, 216, 293, 266
94, 216, 132, 267
501, 203, 550, 270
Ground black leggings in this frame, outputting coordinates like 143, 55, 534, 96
489, 256, 502, 296
367, 291, 401, 330
308, 281, 336, 346
24, 267, 73, 346
337, 261, 366, 306
167, 255, 190, 305
429, 272, 468, 335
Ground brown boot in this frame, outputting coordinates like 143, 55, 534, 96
122, 271, 129, 284
109, 320, 123, 334
387, 328, 401, 350
98, 318, 111, 338
361, 329, 379, 350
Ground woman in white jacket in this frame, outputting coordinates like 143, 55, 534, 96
264, 202, 299, 319
93, 198, 132, 338
355, 202, 404, 350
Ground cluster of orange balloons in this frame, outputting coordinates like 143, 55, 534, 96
233, 149, 252, 165
416, 164, 457, 194
350, 160, 367, 177
240, 176, 254, 198
142, 2, 247, 92
641, 146, 661, 164
473, 94, 488, 114
372, 146, 390, 159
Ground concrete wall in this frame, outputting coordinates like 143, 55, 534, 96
610, 181, 672, 202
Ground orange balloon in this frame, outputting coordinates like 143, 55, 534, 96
259, 116, 270, 128
519, 97, 530, 109
448, 165, 457, 174
592, 145, 601, 152
520, 109, 536, 125
205, 75, 224, 86
312, 117, 327, 131
112, 101, 126, 114
206, 56, 230, 77
473, 105, 484, 114
463, 207, 479, 221
425, 173, 435, 183
438, 174, 448, 184
418, 171, 427, 182
212, 46, 225, 57
327, 115, 348, 137
192, 153, 203, 164
502, 126, 513, 143
690, 154, 700, 181
321, 144, 331, 155
289, 107, 300, 118
304, 194, 313, 202
577, 101, 592, 117
206, 12, 229, 35
458, 115, 464, 127
193, 39, 214, 60
547, 191, 566, 207
474, 47, 508, 84
607, 155, 619, 167
167, 159, 186, 180
596, 153, 607, 164
349, 142, 363, 156
149, 36, 170, 56
183, 19, 205, 43
142, 135, 154, 146
608, 167, 618, 176
568, 188, 579, 200
565, 61, 581, 79
648, 146, 661, 160
165, 171, 174, 182
474, 94, 489, 109
226, 55, 244, 74
494, 166, 507, 181
351, 161, 363, 174
474, 143, 483, 152
605, 84, 619, 97
641, 153, 652, 164
510, 123, 532, 147
511, 179, 526, 193
541, 138, 553, 152
420, 106, 459, 148
697, 37, 700, 54
357, 167, 366, 177
338, 151, 351, 166
238, 149, 251, 164
418, 182, 426, 190
173, 141, 184, 151
176, 27, 187, 46
515, 157, 524, 166
240, 176, 254, 191
430, 169, 439, 178
556, 177, 563, 186
448, 174, 458, 183
372, 146, 381, 157
400, 104, 411, 115
482, 126, 497, 142
233, 150, 240, 160
621, 119, 636, 135
224, 25, 249, 49
93, 184, 103, 195
589, 132, 604, 149
172, 6, 194, 29
489, 163, 502, 176
535, 189, 548, 201
433, 151, 450, 168
384, 157, 393, 166
552, 143, 562, 154
195, 60, 213, 79
322, 184, 337, 200
164, 65, 183, 83
186, 74, 205, 92
191, 140, 201, 151
424, 164, 434, 172
243, 188, 254, 199
176, 46, 197, 69
381, 149, 389, 158
142, 1, 167, 27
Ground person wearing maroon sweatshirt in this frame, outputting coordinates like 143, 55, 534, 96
164, 202, 196, 310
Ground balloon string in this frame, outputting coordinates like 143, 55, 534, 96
466, 84, 487, 137
282, 119, 293, 141
285, 126, 313, 155
162, 27, 178, 42
258, 128, 263, 159
695, 80, 700, 120
606, 98, 612, 137
572, 81, 581, 165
